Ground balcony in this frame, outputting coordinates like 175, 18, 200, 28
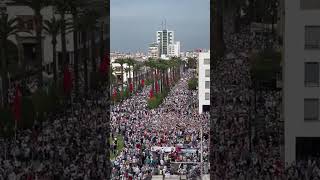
305, 41, 320, 49
304, 41, 320, 50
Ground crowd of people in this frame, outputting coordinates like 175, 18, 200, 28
211, 22, 286, 179
111, 70, 209, 179
1, 79, 111, 179
3, 18, 320, 180
210, 20, 320, 179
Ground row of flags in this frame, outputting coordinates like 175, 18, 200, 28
9, 53, 110, 124
112, 79, 145, 99
149, 80, 161, 98
63, 53, 110, 94
111, 78, 165, 100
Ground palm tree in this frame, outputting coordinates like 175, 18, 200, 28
110, 66, 117, 89
86, 11, 100, 73
83, 31, 89, 93
70, 3, 80, 96
0, 13, 19, 107
14, 0, 50, 87
145, 59, 157, 91
133, 62, 142, 91
53, 0, 68, 67
58, 0, 87, 96
124, 67, 130, 84
158, 60, 166, 91
114, 58, 126, 92
43, 17, 61, 85
75, 12, 93, 94
125, 58, 135, 85
79, 7, 102, 91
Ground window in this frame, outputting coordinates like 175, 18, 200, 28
205, 69, 210, 77
305, 26, 320, 49
304, 99, 319, 120
301, 0, 320, 9
204, 58, 210, 65
305, 62, 319, 86
205, 93, 210, 100
205, 81, 210, 89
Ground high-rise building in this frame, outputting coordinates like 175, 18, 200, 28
198, 51, 210, 114
284, 0, 320, 166
156, 30, 174, 56
148, 42, 159, 58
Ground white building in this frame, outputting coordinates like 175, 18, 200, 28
148, 42, 159, 58
3, 0, 107, 78
284, 0, 320, 165
168, 41, 180, 57
3, 5, 73, 68
156, 29, 174, 56
111, 57, 133, 86
198, 51, 210, 114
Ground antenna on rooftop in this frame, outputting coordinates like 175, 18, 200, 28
165, 18, 167, 30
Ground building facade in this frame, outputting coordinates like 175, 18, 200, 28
2, 1, 107, 78
148, 42, 159, 58
111, 57, 133, 87
156, 30, 174, 56
168, 41, 180, 57
198, 51, 210, 114
284, 0, 320, 165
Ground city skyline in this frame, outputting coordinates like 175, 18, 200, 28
111, 0, 210, 53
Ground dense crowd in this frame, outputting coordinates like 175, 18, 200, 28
210, 20, 320, 179
3, 20, 320, 180
111, 70, 209, 179
210, 18, 284, 179
1, 81, 111, 179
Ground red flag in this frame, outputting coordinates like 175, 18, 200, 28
155, 80, 159, 93
63, 66, 72, 94
129, 83, 133, 92
100, 53, 109, 74
113, 88, 117, 96
149, 88, 154, 98
141, 79, 144, 87
12, 86, 22, 122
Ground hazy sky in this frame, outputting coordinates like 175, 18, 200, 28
111, 0, 210, 53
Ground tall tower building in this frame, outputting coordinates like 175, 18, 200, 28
156, 30, 174, 56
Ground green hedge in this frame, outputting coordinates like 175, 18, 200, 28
145, 80, 154, 86
188, 78, 198, 90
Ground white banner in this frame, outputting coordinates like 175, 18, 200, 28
151, 146, 175, 152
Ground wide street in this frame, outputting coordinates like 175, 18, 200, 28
111, 70, 209, 179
